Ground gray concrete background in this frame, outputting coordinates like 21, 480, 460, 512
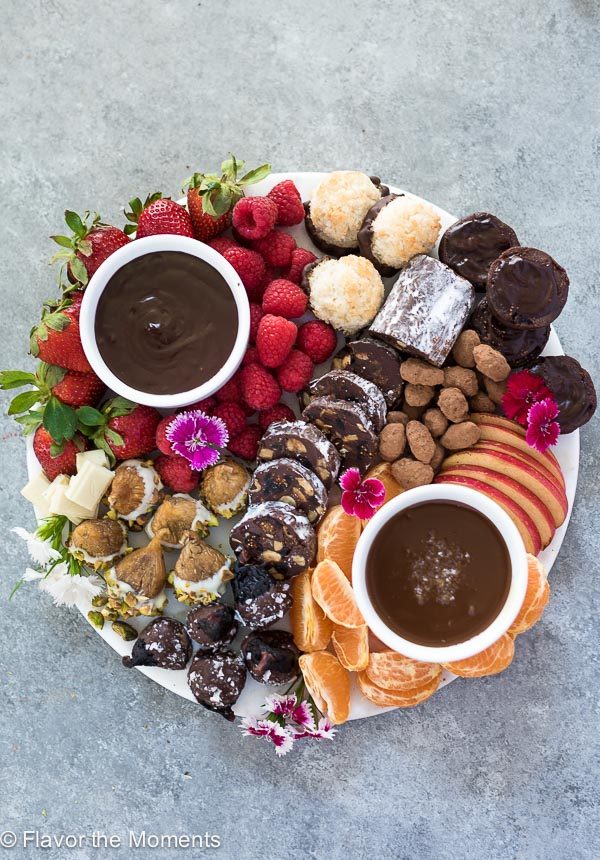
1, 1, 599, 858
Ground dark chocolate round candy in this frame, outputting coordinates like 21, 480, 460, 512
333, 337, 403, 407
187, 650, 246, 721
487, 247, 569, 330
185, 602, 238, 653
122, 617, 192, 670
231, 562, 293, 626
438, 212, 519, 291
469, 297, 550, 368
357, 194, 403, 277
530, 355, 596, 434
241, 629, 300, 686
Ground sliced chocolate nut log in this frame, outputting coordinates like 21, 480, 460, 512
302, 397, 379, 474
487, 247, 569, 330
530, 355, 597, 433
257, 420, 340, 490
229, 501, 316, 579
249, 459, 327, 524
438, 212, 519, 291
369, 255, 474, 367
306, 369, 387, 431
470, 297, 550, 368
187, 650, 246, 721
333, 337, 403, 407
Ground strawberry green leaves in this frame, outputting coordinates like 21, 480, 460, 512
50, 209, 102, 286
124, 192, 164, 235
43, 396, 78, 443
183, 154, 271, 218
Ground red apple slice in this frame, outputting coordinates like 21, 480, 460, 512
434, 472, 541, 555
475, 441, 565, 499
440, 445, 567, 528
439, 465, 555, 549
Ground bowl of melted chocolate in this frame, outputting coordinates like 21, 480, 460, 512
352, 485, 528, 663
80, 235, 250, 408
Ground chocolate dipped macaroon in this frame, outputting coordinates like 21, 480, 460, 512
438, 212, 519, 291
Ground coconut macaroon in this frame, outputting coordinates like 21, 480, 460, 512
169, 532, 234, 607
302, 255, 384, 336
68, 517, 128, 569
146, 494, 218, 549
306, 171, 385, 254
104, 537, 168, 618
107, 459, 163, 528
358, 194, 441, 275
200, 458, 250, 519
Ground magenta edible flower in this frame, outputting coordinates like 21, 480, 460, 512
525, 397, 560, 453
339, 467, 386, 520
165, 409, 229, 471
239, 692, 337, 756
502, 369, 553, 426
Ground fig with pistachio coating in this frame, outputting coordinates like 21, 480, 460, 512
104, 536, 168, 618
169, 532, 233, 606
107, 459, 162, 528
122, 617, 192, 670
69, 517, 128, 569
146, 493, 217, 549
200, 458, 250, 518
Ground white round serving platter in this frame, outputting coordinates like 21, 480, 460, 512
26, 172, 580, 721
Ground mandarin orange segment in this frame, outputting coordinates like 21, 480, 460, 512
442, 632, 515, 678
299, 651, 351, 725
364, 463, 403, 506
357, 670, 440, 708
509, 554, 550, 635
316, 505, 361, 580
366, 650, 441, 691
311, 558, 365, 629
331, 624, 369, 671
290, 570, 333, 652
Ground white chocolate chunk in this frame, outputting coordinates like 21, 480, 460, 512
66, 461, 114, 509
76, 449, 109, 471
48, 482, 97, 524
21, 473, 52, 517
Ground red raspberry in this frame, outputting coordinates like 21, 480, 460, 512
277, 349, 314, 392
249, 302, 264, 344
239, 363, 281, 410
252, 230, 296, 268
228, 424, 262, 461
223, 246, 266, 301
212, 401, 247, 437
208, 236, 238, 255
258, 403, 296, 429
284, 247, 318, 284
243, 345, 260, 366
256, 315, 297, 368
181, 396, 216, 414
215, 374, 241, 403
262, 278, 307, 319
232, 197, 278, 241
267, 180, 305, 226
154, 454, 199, 493
297, 320, 338, 364
155, 415, 177, 456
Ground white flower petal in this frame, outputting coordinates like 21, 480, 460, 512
23, 567, 44, 582
12, 527, 61, 566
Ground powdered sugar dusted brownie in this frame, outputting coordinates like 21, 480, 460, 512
257, 420, 340, 490
302, 397, 379, 474
333, 337, 403, 407
229, 501, 316, 579
305, 369, 387, 431
249, 459, 328, 524
369, 255, 474, 367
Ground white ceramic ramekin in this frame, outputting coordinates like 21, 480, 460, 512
352, 484, 528, 664
79, 234, 250, 409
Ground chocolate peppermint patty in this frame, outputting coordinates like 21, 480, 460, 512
438, 212, 519, 291
470, 297, 550, 368
530, 355, 596, 433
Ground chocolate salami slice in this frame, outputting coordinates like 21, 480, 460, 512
333, 337, 403, 407
369, 254, 474, 367
302, 397, 379, 474
470, 297, 550, 368
257, 420, 340, 490
305, 369, 387, 432
229, 501, 316, 579
249, 459, 328, 524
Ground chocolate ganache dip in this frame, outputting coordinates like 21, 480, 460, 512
95, 251, 238, 395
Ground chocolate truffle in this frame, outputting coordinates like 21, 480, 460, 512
185, 602, 238, 653
470, 297, 550, 368
249, 459, 328, 524
258, 420, 341, 489
230, 501, 316, 579
487, 247, 569, 330
122, 617, 192, 670
305, 369, 387, 432
333, 337, 403, 407
241, 630, 300, 686
231, 563, 293, 628
358, 194, 441, 276
530, 355, 597, 433
438, 212, 519, 291
188, 651, 246, 721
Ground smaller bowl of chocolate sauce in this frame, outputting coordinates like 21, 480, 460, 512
79, 235, 250, 408
352, 485, 528, 664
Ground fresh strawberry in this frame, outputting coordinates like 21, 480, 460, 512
258, 403, 296, 429
30, 297, 92, 373
239, 364, 281, 411
249, 302, 264, 344
297, 320, 338, 364
232, 196, 278, 240
33, 426, 87, 481
183, 155, 271, 242
88, 398, 161, 462
212, 401, 247, 437
256, 315, 297, 368
51, 210, 129, 285
283, 247, 318, 284
223, 246, 266, 301
156, 415, 177, 456
262, 279, 307, 319
155, 454, 199, 493
277, 349, 314, 392
267, 180, 305, 226
125, 194, 194, 238
50, 369, 105, 408
227, 424, 262, 461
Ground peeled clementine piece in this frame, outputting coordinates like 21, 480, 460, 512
357, 670, 440, 708
316, 505, 361, 580
366, 651, 441, 691
364, 462, 403, 505
311, 558, 365, 628
299, 651, 351, 725
509, 554, 550, 635
442, 633, 515, 678
331, 624, 369, 671
290, 570, 333, 652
